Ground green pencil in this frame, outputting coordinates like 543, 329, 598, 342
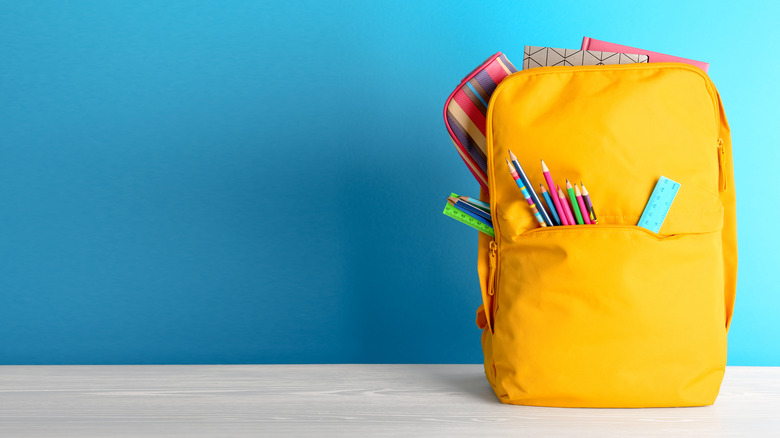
566, 179, 584, 225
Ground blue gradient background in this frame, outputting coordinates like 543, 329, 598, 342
0, 1, 776, 364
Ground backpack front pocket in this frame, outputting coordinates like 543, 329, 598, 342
490, 225, 727, 407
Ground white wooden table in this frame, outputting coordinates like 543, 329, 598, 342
0, 365, 777, 437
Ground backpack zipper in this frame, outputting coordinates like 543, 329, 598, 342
717, 138, 727, 191
487, 240, 498, 332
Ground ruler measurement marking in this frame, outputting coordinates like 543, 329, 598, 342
443, 197, 494, 237
637, 176, 681, 233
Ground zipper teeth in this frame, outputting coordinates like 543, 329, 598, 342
486, 80, 500, 333
516, 224, 684, 240
718, 138, 727, 191
492, 259, 500, 331
487, 240, 498, 332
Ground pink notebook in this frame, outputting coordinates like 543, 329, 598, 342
581, 37, 709, 72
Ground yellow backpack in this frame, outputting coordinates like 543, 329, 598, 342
475, 63, 737, 407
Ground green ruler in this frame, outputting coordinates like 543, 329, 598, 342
443, 193, 494, 237
637, 176, 681, 233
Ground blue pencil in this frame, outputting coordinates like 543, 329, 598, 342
447, 196, 491, 222
451, 201, 492, 228
458, 196, 491, 213
540, 184, 561, 226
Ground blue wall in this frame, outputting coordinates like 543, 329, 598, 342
0, 1, 776, 364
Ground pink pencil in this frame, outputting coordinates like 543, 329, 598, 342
557, 185, 576, 225
541, 160, 566, 226
575, 184, 592, 224
555, 185, 570, 226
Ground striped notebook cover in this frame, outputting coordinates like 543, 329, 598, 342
443, 52, 517, 190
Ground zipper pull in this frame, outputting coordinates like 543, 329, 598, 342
486, 240, 498, 333
717, 138, 727, 191
487, 240, 497, 296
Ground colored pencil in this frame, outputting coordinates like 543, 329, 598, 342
540, 184, 561, 226
566, 180, 584, 225
508, 151, 553, 226
450, 199, 493, 228
574, 184, 592, 224
555, 185, 570, 226
557, 185, 576, 226
447, 196, 491, 222
581, 183, 599, 224
458, 196, 491, 213
506, 159, 547, 227
541, 160, 565, 226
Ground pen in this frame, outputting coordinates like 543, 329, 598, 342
506, 159, 547, 227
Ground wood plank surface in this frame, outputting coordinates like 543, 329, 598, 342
0, 365, 777, 437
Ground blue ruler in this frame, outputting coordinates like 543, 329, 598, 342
637, 176, 681, 233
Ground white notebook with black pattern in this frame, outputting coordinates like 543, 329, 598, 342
523, 46, 649, 69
